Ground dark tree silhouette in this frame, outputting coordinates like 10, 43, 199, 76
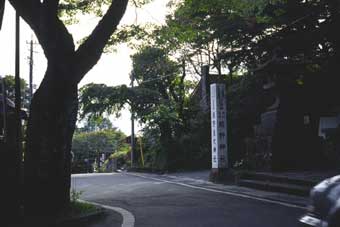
8, 0, 128, 215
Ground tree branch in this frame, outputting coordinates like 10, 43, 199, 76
58, 0, 91, 11
9, 0, 75, 62
8, 0, 41, 31
0, 0, 5, 30
38, 0, 75, 62
74, 0, 129, 83
43, 0, 59, 17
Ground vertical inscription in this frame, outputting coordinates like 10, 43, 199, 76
210, 84, 228, 169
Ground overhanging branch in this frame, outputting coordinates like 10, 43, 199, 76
74, 0, 129, 83
8, 0, 41, 31
58, 0, 92, 11
9, 0, 75, 62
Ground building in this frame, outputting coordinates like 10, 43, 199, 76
190, 65, 227, 112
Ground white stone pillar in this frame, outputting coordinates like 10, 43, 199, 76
210, 83, 230, 182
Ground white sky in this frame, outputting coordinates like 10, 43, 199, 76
0, 1, 169, 135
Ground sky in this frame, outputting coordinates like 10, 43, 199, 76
0, 1, 169, 135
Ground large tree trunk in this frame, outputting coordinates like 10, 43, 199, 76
8, 0, 128, 218
24, 62, 78, 215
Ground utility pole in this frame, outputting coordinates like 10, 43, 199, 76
15, 12, 22, 158
130, 73, 135, 168
27, 36, 38, 101
14, 11, 22, 216
28, 38, 33, 100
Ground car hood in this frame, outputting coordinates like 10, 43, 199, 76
310, 175, 340, 218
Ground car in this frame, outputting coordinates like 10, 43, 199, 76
300, 175, 340, 227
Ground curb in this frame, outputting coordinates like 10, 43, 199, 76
81, 200, 135, 227
55, 206, 106, 226
126, 167, 166, 174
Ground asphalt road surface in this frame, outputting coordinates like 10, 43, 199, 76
71, 172, 305, 227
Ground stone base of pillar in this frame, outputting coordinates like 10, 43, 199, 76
209, 168, 235, 183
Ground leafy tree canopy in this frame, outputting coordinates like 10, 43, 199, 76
77, 115, 114, 132
72, 128, 128, 172
79, 46, 186, 125
1, 75, 31, 109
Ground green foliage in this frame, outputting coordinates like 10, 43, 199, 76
132, 46, 178, 82
59, 190, 97, 220
131, 46, 189, 170
100, 144, 130, 171
2, 75, 31, 109
139, 126, 166, 169
79, 46, 184, 124
79, 45, 190, 170
130, 46, 182, 123
79, 83, 161, 122
109, 145, 130, 159
159, 0, 340, 170
176, 110, 212, 169
100, 0, 282, 75
163, 0, 281, 73
78, 116, 114, 132
71, 128, 126, 173
106, 24, 156, 51
70, 189, 83, 203
77, 0, 340, 172
79, 83, 128, 120
69, 200, 97, 215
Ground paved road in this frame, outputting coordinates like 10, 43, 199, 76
71, 172, 306, 227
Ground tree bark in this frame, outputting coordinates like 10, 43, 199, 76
24, 62, 78, 215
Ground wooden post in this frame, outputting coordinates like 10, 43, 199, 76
14, 12, 22, 215
29, 38, 33, 101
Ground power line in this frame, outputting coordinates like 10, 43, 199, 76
137, 73, 175, 84
142, 7, 164, 25
100, 73, 176, 89
128, 72, 175, 168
